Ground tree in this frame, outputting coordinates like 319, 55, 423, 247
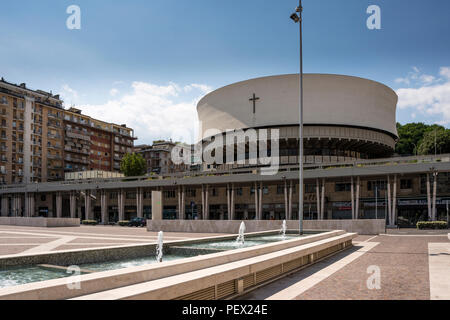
395, 123, 445, 155
417, 128, 450, 155
120, 153, 147, 177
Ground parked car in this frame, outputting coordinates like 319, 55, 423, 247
128, 217, 147, 227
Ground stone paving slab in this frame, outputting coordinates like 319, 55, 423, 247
0, 225, 226, 256
0, 238, 57, 244
238, 235, 450, 300
297, 235, 449, 300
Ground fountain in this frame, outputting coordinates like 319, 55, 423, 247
281, 220, 287, 238
156, 231, 164, 262
236, 221, 246, 245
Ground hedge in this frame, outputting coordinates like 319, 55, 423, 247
416, 221, 448, 230
118, 220, 130, 226
81, 220, 98, 225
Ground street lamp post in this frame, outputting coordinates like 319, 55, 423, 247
290, 0, 304, 235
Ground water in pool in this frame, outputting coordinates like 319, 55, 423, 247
0, 233, 307, 289
80, 254, 189, 272
0, 266, 72, 288
180, 234, 302, 250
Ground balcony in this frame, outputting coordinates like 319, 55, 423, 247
47, 133, 61, 140
47, 122, 61, 129
47, 113, 61, 119
47, 144, 62, 150
47, 154, 62, 160
65, 157, 89, 164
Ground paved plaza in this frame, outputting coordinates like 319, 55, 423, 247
238, 233, 450, 300
0, 225, 448, 300
0, 225, 225, 256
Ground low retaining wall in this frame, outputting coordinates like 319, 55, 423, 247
0, 217, 80, 228
147, 219, 386, 235
0, 231, 346, 300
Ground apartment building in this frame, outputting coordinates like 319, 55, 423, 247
0, 78, 136, 184
135, 140, 190, 175
0, 78, 64, 184
63, 108, 135, 173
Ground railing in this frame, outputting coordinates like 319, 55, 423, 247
0, 153, 449, 191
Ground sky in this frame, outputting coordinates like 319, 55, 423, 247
0, 0, 449, 145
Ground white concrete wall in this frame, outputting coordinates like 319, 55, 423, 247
197, 74, 398, 139
147, 219, 386, 235
0, 217, 80, 227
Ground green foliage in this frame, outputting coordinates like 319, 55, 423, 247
118, 220, 130, 226
81, 220, 98, 225
416, 221, 448, 230
395, 123, 445, 155
417, 128, 450, 155
120, 153, 147, 177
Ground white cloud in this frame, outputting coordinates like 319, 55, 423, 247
61, 84, 79, 104
395, 66, 437, 86
396, 67, 450, 125
109, 88, 119, 97
80, 81, 213, 145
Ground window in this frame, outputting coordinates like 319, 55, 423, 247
186, 189, 196, 197
400, 179, 412, 190
236, 188, 243, 196
277, 185, 284, 195
305, 184, 316, 194
126, 192, 136, 199
335, 183, 351, 192
164, 190, 176, 198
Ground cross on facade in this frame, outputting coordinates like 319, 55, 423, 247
249, 93, 260, 114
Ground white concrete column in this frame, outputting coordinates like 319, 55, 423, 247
201, 185, 205, 219
355, 177, 360, 220
227, 184, 231, 220
254, 182, 259, 220
351, 177, 355, 220
205, 185, 209, 220
231, 183, 235, 220
101, 191, 108, 224
118, 190, 125, 221
387, 176, 392, 225
181, 186, 185, 220
177, 186, 181, 220
259, 182, 263, 220
56, 192, 62, 218
432, 172, 438, 221
25, 194, 33, 217
137, 188, 143, 218
316, 178, 321, 220
288, 181, 293, 220
284, 180, 289, 220
321, 179, 325, 220
70, 192, 76, 218
392, 175, 397, 225
427, 174, 432, 220
84, 190, 93, 220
